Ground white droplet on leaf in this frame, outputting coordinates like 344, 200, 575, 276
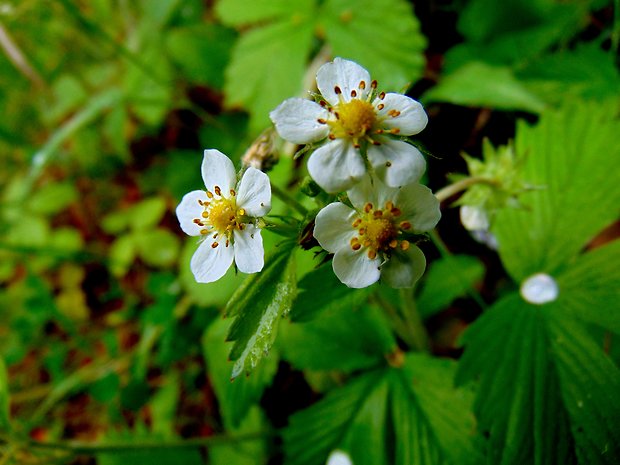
326, 450, 353, 465
520, 273, 559, 305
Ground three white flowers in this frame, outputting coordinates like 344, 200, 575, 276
177, 58, 439, 289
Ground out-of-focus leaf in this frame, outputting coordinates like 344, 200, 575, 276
290, 264, 373, 322
129, 197, 167, 231
208, 407, 269, 465
149, 375, 180, 437
96, 435, 202, 465
417, 255, 485, 318
493, 101, 620, 280
203, 318, 278, 428
45, 75, 87, 124
0, 356, 10, 430
223, 7, 315, 132
139, 0, 181, 27
165, 24, 236, 89
226, 241, 296, 378
423, 62, 546, 113
27, 182, 78, 216
6, 216, 49, 247
135, 229, 180, 267
49, 227, 84, 253
319, 0, 426, 90
279, 304, 395, 372
109, 235, 136, 277
216, 0, 312, 26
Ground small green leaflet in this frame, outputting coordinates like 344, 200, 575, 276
225, 241, 297, 379
284, 355, 480, 465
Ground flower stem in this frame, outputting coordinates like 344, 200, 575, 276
399, 289, 430, 352
270, 183, 308, 216
372, 292, 418, 349
434, 176, 497, 203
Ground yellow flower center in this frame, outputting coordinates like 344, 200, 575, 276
192, 186, 247, 248
350, 201, 413, 259
329, 99, 376, 141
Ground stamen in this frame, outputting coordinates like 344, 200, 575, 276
359, 227, 366, 235
385, 161, 392, 167
319, 100, 327, 107
317, 118, 327, 124
377, 103, 385, 111
389, 239, 398, 248
399, 221, 412, 230
385, 201, 394, 210
400, 240, 410, 251
212, 242, 219, 248
379, 92, 385, 100
198, 199, 204, 206
201, 211, 209, 218
373, 210, 383, 218
391, 207, 402, 216
359, 80, 366, 89
334, 86, 342, 95
214, 186, 221, 196
206, 190, 214, 199
350, 89, 357, 98
375, 129, 384, 134
238, 208, 246, 216
328, 134, 336, 140
352, 243, 361, 251
389, 128, 400, 134
230, 189, 236, 196
200, 228, 209, 235
364, 202, 373, 213
225, 239, 230, 247
352, 218, 362, 227
371, 80, 378, 89
368, 249, 377, 259
388, 109, 401, 117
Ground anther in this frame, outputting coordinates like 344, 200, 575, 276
352, 243, 361, 251
373, 210, 383, 218
200, 228, 209, 235
225, 239, 230, 247
391, 207, 402, 216
214, 186, 221, 196
317, 118, 327, 124
359, 228, 366, 235
328, 134, 336, 140
230, 189, 236, 196
399, 221, 411, 230
385, 201, 394, 210
364, 202, 373, 213
371, 80, 378, 89
368, 249, 377, 259
334, 86, 342, 95
400, 240, 410, 251
379, 92, 385, 99
388, 109, 401, 117
201, 211, 209, 218
390, 128, 400, 134
238, 208, 246, 216
206, 191, 214, 199
389, 239, 398, 248
353, 142, 361, 148
359, 80, 366, 89
351, 89, 357, 98
372, 140, 381, 146
352, 218, 362, 227
211, 241, 219, 248
363, 240, 371, 247
375, 129, 384, 134
377, 103, 384, 110
198, 199, 204, 206
386, 161, 392, 167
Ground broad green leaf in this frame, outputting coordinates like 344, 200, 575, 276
557, 240, 620, 334
216, 0, 314, 26
285, 359, 479, 465
493, 102, 620, 280
165, 24, 236, 89
0, 356, 10, 430
290, 264, 373, 322
140, 0, 181, 27
203, 318, 278, 428
319, 0, 426, 90
96, 435, 202, 465
129, 197, 167, 231
417, 255, 485, 318
45, 75, 87, 124
547, 316, 620, 464
149, 375, 180, 437
49, 227, 84, 253
27, 181, 78, 216
223, 9, 315, 132
394, 354, 481, 465
279, 303, 396, 372
226, 241, 297, 378
423, 62, 546, 113
456, 294, 575, 465
109, 235, 136, 277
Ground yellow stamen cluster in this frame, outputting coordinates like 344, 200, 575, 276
349, 200, 412, 260
317, 80, 403, 149
192, 186, 246, 248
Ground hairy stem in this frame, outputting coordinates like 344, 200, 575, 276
434, 176, 497, 203
271, 183, 308, 216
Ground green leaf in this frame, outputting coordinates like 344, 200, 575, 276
165, 24, 236, 89
129, 197, 168, 231
223, 7, 315, 132
27, 182, 78, 216
225, 241, 297, 378
493, 102, 620, 280
109, 235, 136, 277
423, 62, 546, 113
208, 407, 269, 465
547, 316, 620, 464
203, 318, 278, 428
557, 240, 620, 334
279, 303, 396, 372
0, 356, 10, 431
135, 229, 180, 267
417, 255, 485, 318
456, 294, 575, 465
216, 0, 312, 26
290, 264, 373, 322
319, 0, 426, 90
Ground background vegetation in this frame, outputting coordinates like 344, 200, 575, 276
0, 0, 619, 464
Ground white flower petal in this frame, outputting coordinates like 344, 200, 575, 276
307, 139, 366, 193
326, 450, 353, 465
381, 245, 426, 288
332, 246, 381, 289
270, 98, 330, 144
317, 58, 372, 105
190, 237, 235, 283
377, 93, 428, 135
233, 224, 264, 274
347, 175, 397, 211
367, 139, 426, 187
394, 184, 441, 233
520, 273, 559, 305
314, 203, 357, 253
201, 149, 237, 194
460, 205, 490, 231
236, 167, 271, 217
176, 190, 207, 236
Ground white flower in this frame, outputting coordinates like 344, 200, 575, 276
326, 450, 353, 465
460, 205, 490, 231
270, 57, 428, 193
176, 149, 271, 283
520, 273, 559, 305
314, 176, 440, 288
